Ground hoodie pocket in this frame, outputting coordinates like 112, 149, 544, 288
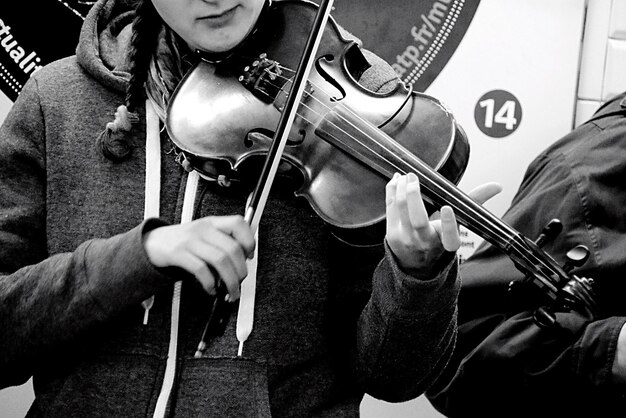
29, 353, 162, 418
173, 356, 271, 417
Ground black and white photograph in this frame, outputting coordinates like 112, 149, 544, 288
1, 0, 625, 417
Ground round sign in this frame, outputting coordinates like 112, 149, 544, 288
473, 89, 522, 138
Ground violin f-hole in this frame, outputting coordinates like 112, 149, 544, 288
315, 54, 345, 102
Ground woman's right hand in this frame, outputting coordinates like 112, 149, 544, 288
143, 215, 256, 300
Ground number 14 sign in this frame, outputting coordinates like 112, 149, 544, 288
474, 89, 523, 138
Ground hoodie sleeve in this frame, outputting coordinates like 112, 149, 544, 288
0, 77, 173, 389
356, 245, 459, 401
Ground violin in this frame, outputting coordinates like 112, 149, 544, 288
166, 0, 596, 329
168, 0, 468, 231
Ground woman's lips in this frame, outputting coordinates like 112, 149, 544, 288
198, 7, 238, 28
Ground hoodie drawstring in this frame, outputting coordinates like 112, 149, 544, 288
141, 99, 161, 325
153, 170, 199, 418
143, 99, 259, 416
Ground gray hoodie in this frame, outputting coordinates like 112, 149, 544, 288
0, 0, 460, 416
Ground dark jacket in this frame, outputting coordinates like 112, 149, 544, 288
427, 93, 626, 417
0, 0, 460, 416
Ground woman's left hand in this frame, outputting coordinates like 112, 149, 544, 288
385, 172, 501, 272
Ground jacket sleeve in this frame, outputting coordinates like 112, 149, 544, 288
426, 93, 626, 416
427, 309, 626, 417
0, 77, 173, 389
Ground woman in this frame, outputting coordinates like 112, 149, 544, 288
0, 0, 496, 415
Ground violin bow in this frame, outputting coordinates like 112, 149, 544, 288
194, 0, 336, 358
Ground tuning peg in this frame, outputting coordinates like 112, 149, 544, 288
534, 306, 557, 328
534, 219, 562, 247
562, 245, 590, 273
507, 279, 525, 297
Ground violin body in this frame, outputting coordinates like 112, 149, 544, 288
167, 0, 469, 229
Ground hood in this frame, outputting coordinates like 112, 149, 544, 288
76, 0, 138, 93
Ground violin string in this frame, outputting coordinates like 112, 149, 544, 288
266, 67, 518, 241
266, 67, 548, 267
258, 65, 564, 282
264, 68, 513, 232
